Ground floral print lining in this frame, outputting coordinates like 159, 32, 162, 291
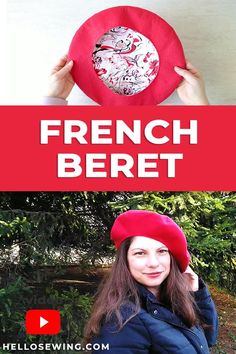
93, 26, 160, 96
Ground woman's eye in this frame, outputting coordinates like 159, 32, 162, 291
134, 251, 145, 256
159, 249, 168, 254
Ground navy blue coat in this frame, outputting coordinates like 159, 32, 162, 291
92, 280, 218, 354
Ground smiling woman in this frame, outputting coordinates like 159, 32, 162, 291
84, 210, 218, 354
127, 237, 171, 296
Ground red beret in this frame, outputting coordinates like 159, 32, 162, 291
111, 210, 190, 272
68, 6, 185, 105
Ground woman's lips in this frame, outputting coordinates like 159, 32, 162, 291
144, 272, 163, 278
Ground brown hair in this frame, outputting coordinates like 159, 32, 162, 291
84, 237, 200, 343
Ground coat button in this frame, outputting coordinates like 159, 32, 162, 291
153, 310, 158, 315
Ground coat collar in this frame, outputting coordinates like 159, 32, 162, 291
136, 282, 160, 303
136, 282, 186, 328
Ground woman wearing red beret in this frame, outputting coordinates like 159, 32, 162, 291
84, 210, 218, 354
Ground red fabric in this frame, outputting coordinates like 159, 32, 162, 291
68, 6, 185, 105
110, 210, 190, 272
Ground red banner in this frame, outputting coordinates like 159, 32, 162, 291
0, 106, 235, 191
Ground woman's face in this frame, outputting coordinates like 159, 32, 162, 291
127, 236, 171, 296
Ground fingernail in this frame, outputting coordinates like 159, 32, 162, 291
68, 60, 73, 65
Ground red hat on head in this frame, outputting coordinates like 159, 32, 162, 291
110, 210, 190, 272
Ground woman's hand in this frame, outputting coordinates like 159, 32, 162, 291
183, 266, 199, 292
174, 61, 209, 105
46, 54, 75, 100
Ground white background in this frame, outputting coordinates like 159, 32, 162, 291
2, 0, 236, 105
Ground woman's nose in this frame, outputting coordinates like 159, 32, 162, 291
146, 254, 160, 267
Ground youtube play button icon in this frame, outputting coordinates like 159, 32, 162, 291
26, 310, 61, 335
40, 316, 49, 328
